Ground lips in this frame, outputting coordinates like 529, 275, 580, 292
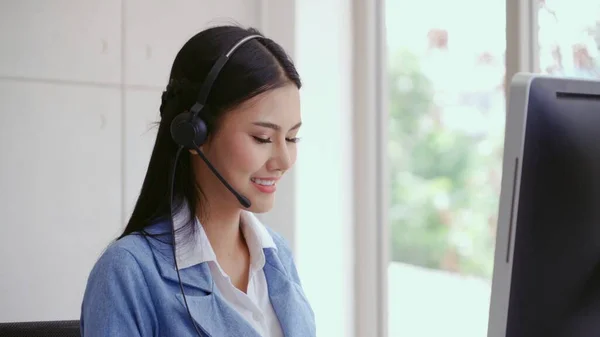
250, 177, 279, 194
251, 178, 277, 186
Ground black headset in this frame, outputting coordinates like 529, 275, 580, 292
167, 33, 261, 337
169, 34, 262, 209
169, 34, 262, 151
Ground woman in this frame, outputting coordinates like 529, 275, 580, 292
80, 25, 315, 337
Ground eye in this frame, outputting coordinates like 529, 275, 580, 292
252, 136, 272, 144
252, 136, 301, 144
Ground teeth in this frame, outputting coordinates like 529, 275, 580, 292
252, 178, 276, 186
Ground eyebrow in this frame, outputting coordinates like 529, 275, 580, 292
252, 121, 302, 131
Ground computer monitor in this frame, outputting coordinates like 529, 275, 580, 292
488, 73, 600, 337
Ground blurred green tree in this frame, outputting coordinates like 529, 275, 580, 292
388, 48, 501, 279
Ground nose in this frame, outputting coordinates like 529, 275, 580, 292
267, 142, 294, 172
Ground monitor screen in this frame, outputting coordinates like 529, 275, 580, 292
488, 73, 600, 337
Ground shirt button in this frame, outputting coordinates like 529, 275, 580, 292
253, 312, 261, 321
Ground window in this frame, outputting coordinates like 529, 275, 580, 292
383, 0, 600, 336
385, 0, 506, 335
538, 0, 600, 79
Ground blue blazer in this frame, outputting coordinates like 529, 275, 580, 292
80, 220, 316, 337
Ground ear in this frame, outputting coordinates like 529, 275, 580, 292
188, 137, 212, 155
188, 145, 203, 155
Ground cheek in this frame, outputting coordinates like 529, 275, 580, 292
289, 145, 298, 165
224, 136, 264, 173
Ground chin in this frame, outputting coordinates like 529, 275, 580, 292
244, 193, 276, 213
247, 201, 275, 214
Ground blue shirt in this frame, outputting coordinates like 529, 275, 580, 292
80, 220, 316, 337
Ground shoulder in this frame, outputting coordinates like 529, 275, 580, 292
243, 211, 295, 261
94, 234, 153, 271
85, 234, 155, 293
91, 220, 172, 274
262, 226, 306, 285
81, 233, 162, 313
264, 226, 293, 258
81, 234, 159, 336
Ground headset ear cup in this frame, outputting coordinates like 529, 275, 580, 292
193, 106, 210, 146
170, 112, 208, 149
193, 117, 208, 146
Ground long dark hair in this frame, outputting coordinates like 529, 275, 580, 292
119, 25, 301, 239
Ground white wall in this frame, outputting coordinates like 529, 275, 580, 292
294, 0, 355, 336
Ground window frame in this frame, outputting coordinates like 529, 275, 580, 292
352, 0, 539, 335
352, 0, 389, 335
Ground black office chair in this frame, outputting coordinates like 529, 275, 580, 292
0, 320, 80, 337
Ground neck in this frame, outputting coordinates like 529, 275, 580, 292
192, 158, 248, 259
197, 202, 245, 259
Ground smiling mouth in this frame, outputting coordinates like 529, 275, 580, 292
250, 178, 277, 186
250, 177, 278, 194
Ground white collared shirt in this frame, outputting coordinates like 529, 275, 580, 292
173, 210, 283, 337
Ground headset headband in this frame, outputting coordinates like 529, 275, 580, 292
189, 34, 263, 118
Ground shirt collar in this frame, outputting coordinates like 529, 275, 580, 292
172, 206, 276, 270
